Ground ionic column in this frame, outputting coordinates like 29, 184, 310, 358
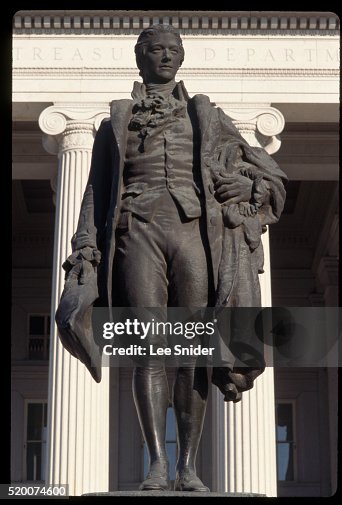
39, 104, 110, 496
316, 254, 338, 494
211, 105, 285, 496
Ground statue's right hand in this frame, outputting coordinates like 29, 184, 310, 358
63, 247, 100, 285
64, 259, 95, 285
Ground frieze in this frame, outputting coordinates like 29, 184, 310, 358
13, 37, 339, 70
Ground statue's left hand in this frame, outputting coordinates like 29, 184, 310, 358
214, 173, 253, 204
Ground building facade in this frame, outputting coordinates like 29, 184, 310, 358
12, 10, 339, 496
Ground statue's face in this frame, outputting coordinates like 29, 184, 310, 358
141, 32, 183, 84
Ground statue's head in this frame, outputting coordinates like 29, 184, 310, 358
135, 24, 184, 84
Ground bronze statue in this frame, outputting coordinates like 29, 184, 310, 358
56, 24, 287, 492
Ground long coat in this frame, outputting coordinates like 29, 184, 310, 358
70, 90, 287, 309
58, 85, 287, 384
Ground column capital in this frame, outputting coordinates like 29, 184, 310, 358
39, 103, 110, 155
220, 104, 285, 154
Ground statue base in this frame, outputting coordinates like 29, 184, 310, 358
84, 491, 265, 497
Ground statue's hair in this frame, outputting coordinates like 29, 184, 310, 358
135, 24, 184, 76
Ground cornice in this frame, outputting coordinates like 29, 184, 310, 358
13, 11, 339, 34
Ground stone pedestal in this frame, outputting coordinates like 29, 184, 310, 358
84, 491, 265, 497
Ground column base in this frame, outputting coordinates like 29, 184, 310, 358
84, 491, 265, 497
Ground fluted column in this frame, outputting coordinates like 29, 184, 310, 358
39, 104, 110, 496
315, 254, 338, 494
211, 106, 285, 496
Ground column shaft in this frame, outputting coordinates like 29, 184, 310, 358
211, 106, 283, 496
212, 233, 277, 496
40, 107, 110, 496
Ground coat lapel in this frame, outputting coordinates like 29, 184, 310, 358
110, 99, 133, 159
105, 99, 133, 309
190, 94, 215, 153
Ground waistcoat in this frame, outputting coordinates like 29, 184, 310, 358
121, 95, 203, 221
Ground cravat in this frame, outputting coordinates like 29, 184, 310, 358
128, 82, 186, 152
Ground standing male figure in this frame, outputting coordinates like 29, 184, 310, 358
60, 24, 287, 492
